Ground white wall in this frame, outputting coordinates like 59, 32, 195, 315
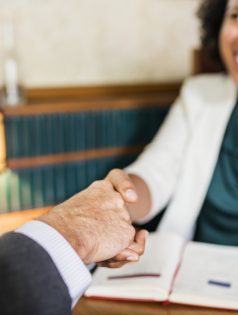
0, 0, 201, 87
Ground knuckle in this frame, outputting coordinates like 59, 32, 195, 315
107, 168, 118, 180
109, 168, 127, 181
103, 194, 124, 210
110, 192, 125, 208
110, 168, 121, 176
101, 179, 112, 189
118, 206, 131, 220
90, 180, 100, 188
91, 179, 112, 190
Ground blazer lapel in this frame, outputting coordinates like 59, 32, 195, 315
159, 76, 237, 240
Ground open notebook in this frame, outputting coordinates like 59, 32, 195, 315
85, 233, 238, 310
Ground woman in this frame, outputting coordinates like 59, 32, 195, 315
102, 0, 238, 268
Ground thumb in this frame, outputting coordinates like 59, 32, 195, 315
106, 169, 138, 203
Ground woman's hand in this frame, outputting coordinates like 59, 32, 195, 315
105, 168, 151, 222
105, 168, 138, 203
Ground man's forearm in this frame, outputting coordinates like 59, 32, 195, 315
17, 221, 92, 307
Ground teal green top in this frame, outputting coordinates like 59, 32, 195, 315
194, 102, 238, 245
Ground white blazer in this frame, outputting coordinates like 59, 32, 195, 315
126, 74, 237, 240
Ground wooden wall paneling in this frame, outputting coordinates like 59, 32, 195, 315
0, 207, 51, 234
6, 146, 144, 170
25, 82, 181, 104
2, 95, 175, 117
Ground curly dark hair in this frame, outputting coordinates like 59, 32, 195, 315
198, 0, 228, 71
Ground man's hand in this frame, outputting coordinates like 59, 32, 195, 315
97, 229, 148, 268
97, 169, 150, 268
38, 180, 137, 265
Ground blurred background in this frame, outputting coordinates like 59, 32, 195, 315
0, 0, 202, 232
0, 0, 200, 87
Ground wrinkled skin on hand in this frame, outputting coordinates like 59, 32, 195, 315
38, 180, 138, 265
97, 229, 147, 268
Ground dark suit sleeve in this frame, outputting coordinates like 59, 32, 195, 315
0, 232, 72, 315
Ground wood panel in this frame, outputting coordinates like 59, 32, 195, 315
25, 82, 181, 104
7, 145, 144, 170
73, 298, 233, 315
0, 207, 51, 234
2, 95, 174, 117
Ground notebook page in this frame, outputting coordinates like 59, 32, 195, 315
85, 232, 184, 301
170, 241, 238, 310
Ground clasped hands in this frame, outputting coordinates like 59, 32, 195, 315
39, 169, 148, 268
99, 169, 148, 268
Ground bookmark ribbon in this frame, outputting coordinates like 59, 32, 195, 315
108, 273, 161, 280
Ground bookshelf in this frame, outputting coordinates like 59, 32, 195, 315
0, 82, 180, 232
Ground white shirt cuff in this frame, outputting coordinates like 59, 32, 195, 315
16, 221, 92, 308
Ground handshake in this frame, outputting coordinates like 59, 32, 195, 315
39, 169, 148, 267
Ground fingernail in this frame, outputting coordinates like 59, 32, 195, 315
125, 189, 137, 201
126, 255, 139, 261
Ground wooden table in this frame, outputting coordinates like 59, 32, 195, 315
73, 298, 236, 315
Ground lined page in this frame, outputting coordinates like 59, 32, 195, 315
170, 241, 238, 310
85, 232, 184, 301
